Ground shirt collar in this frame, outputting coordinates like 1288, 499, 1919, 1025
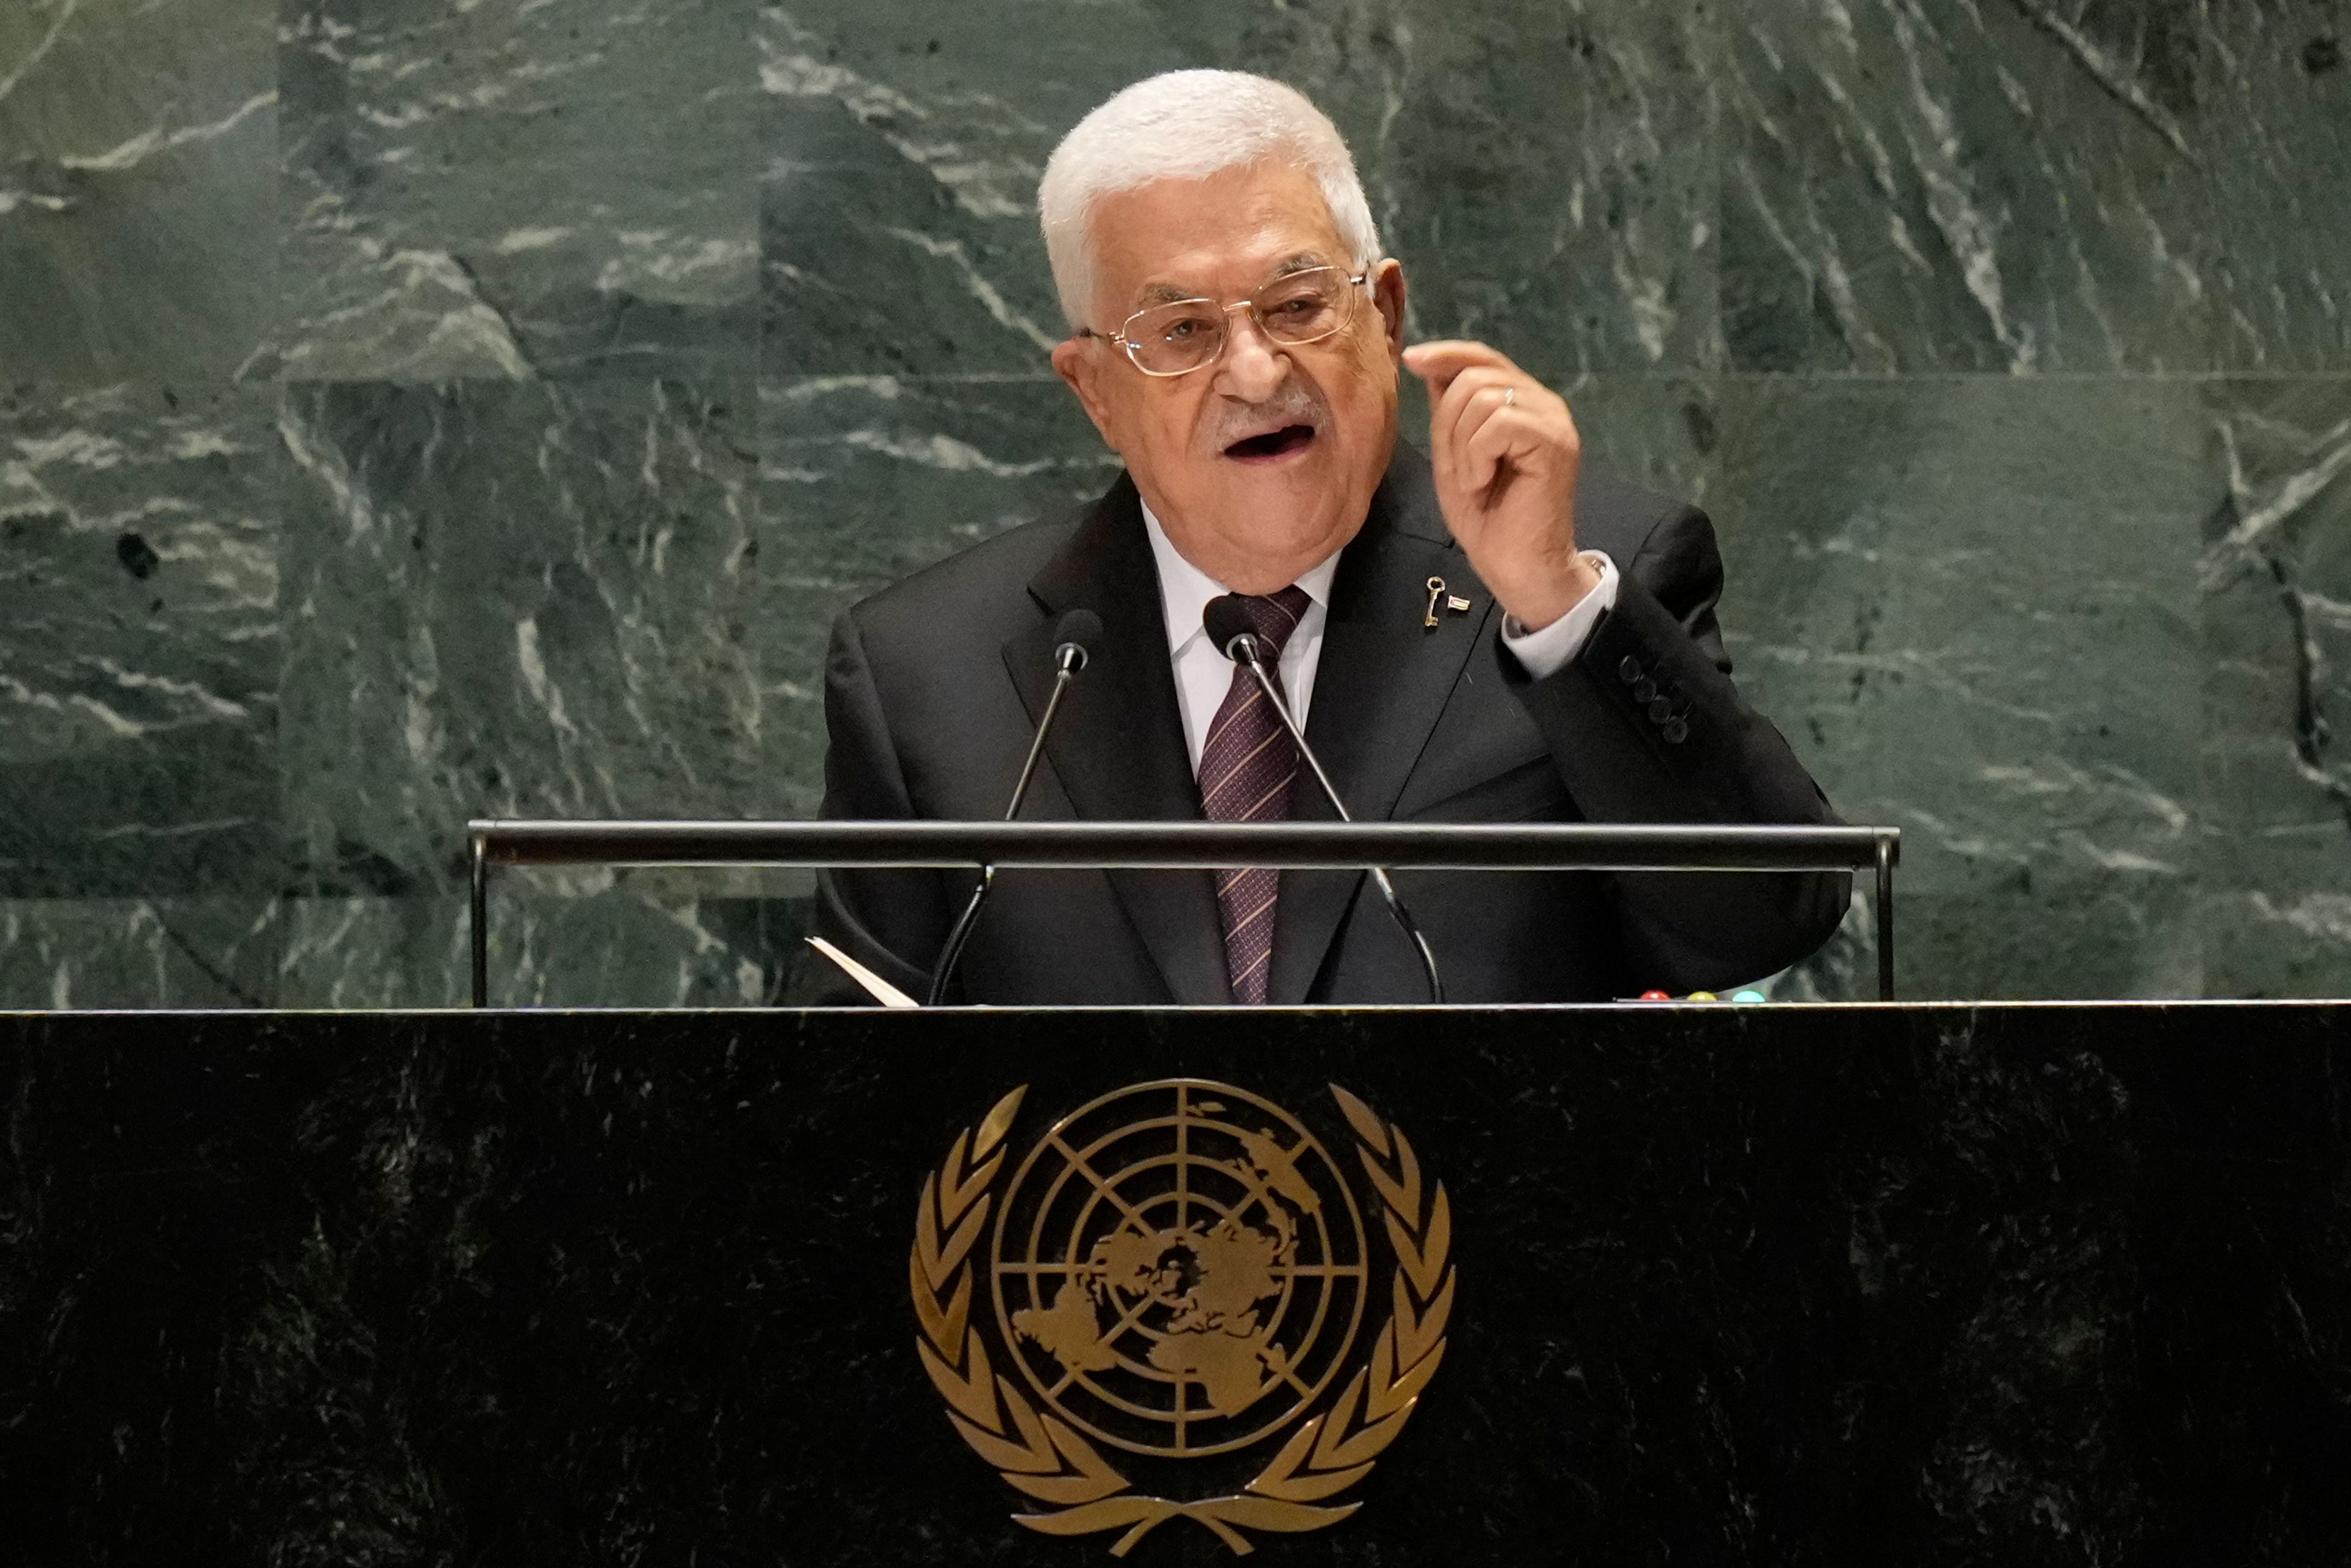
1139, 498, 1341, 656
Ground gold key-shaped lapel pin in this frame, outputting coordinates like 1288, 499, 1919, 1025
1425, 577, 1474, 628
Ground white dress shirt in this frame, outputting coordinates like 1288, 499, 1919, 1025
1141, 502, 1621, 770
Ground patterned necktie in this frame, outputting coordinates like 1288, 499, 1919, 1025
1196, 585, 1313, 1005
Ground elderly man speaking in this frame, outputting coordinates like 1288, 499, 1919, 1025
812, 70, 1847, 1006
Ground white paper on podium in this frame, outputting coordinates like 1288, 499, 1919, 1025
805, 936, 920, 1008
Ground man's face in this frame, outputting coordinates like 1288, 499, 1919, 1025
1051, 162, 1408, 595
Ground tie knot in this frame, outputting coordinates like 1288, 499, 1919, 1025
1231, 585, 1313, 657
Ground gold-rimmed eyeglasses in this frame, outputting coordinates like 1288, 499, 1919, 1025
1077, 266, 1373, 378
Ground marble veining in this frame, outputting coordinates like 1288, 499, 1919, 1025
1722, 0, 2211, 372
264, 0, 759, 381
1712, 376, 2207, 998
2199, 378, 2351, 995
759, 372, 1119, 811
2207, 1, 2351, 370
275, 376, 765, 899
0, 0, 277, 384
0, 896, 279, 1007
277, 879, 803, 1008
0, 383, 280, 896
757, 1, 1123, 377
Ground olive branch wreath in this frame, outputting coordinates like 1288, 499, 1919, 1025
910, 1083, 1453, 1557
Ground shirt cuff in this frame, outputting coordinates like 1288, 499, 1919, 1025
1498, 551, 1619, 679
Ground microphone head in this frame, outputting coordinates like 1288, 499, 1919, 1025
1052, 607, 1103, 672
1201, 595, 1260, 663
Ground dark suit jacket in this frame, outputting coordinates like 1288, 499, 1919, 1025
812, 445, 1847, 1005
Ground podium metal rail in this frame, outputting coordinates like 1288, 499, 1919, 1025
466, 820, 1902, 1006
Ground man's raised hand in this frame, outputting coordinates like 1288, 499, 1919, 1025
1401, 340, 1598, 632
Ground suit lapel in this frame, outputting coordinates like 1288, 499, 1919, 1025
1269, 447, 1498, 1003
1002, 477, 1232, 1005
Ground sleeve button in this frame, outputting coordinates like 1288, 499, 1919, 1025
1618, 655, 1642, 684
1649, 697, 1674, 722
1662, 718, 1689, 745
1633, 678, 1657, 703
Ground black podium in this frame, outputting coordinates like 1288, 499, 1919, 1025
2, 1003, 2348, 1566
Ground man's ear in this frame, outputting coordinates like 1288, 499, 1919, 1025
1372, 258, 1408, 358
1052, 337, 1120, 448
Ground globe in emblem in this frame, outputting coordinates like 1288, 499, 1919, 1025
990, 1080, 1368, 1458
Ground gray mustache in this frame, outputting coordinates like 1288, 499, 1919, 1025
1209, 386, 1325, 447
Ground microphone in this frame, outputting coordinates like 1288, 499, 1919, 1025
1201, 595, 1444, 1003
926, 608, 1103, 1005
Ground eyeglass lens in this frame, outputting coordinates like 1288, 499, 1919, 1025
1122, 267, 1356, 375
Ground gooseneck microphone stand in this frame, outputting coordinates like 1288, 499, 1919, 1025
924, 610, 1101, 1006
1203, 597, 1445, 1004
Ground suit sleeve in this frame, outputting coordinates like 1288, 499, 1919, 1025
802, 607, 950, 1005
1500, 501, 1851, 991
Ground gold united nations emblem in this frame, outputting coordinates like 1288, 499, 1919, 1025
910, 1079, 1455, 1555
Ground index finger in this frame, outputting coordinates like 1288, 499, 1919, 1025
1401, 339, 1523, 399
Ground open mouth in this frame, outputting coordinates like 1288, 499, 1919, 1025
1222, 424, 1318, 462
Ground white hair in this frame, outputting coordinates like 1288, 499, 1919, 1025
1037, 70, 1381, 330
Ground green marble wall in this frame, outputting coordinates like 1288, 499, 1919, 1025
2, 0, 2345, 1006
